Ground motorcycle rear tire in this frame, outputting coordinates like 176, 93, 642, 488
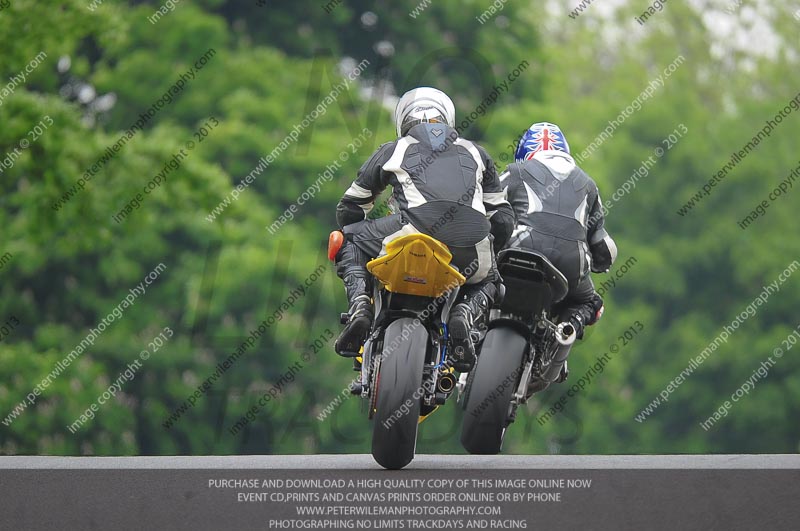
371, 318, 428, 469
460, 326, 527, 455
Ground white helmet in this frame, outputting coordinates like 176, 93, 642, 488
394, 87, 456, 137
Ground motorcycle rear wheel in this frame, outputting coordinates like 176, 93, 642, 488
371, 318, 428, 470
460, 326, 527, 454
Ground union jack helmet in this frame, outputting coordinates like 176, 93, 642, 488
514, 122, 570, 162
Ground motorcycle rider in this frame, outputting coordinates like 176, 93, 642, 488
333, 87, 515, 372
501, 122, 616, 380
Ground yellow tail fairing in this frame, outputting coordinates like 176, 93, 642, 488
366, 234, 466, 298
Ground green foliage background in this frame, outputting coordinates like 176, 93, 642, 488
1, 0, 798, 455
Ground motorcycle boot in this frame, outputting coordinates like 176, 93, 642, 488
334, 243, 374, 357
561, 293, 603, 340
448, 282, 495, 372
335, 273, 373, 356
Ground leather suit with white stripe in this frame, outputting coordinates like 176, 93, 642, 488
333, 122, 514, 363
501, 150, 617, 332
337, 122, 514, 268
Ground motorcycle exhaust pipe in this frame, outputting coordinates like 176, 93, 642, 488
543, 322, 577, 383
436, 372, 457, 393
557, 322, 577, 346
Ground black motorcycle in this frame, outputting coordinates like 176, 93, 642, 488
459, 247, 577, 454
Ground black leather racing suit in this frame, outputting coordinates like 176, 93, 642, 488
336, 122, 514, 284
333, 122, 514, 359
501, 151, 616, 331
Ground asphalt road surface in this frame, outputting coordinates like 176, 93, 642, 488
2, 454, 798, 530
1, 453, 799, 468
